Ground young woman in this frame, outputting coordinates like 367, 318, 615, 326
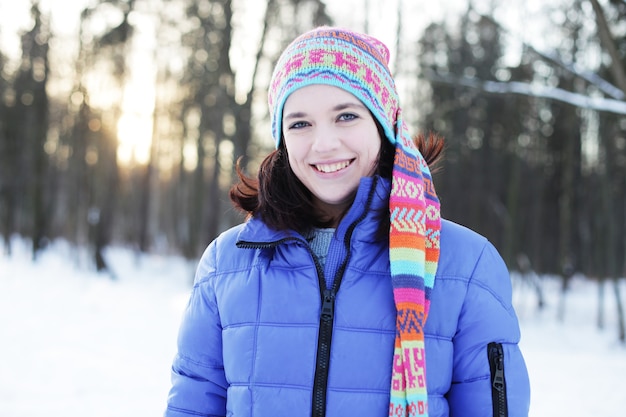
164, 27, 530, 417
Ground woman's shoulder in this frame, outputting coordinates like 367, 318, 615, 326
214, 222, 247, 247
199, 222, 246, 259
194, 221, 259, 284
438, 219, 506, 280
440, 218, 488, 251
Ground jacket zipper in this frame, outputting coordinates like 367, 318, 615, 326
311, 286, 334, 416
236, 178, 380, 417
488, 342, 508, 417
311, 177, 379, 417
237, 235, 345, 417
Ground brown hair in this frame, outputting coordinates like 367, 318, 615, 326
229, 132, 444, 232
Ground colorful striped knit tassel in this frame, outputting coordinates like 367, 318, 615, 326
389, 116, 441, 417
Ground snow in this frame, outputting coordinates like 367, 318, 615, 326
513, 276, 626, 416
0, 239, 194, 417
1, 237, 625, 416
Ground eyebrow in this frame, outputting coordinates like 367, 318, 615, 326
283, 102, 367, 120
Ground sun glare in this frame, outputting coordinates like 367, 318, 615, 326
117, 111, 153, 165
116, 37, 156, 166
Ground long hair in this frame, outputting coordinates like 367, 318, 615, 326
229, 131, 444, 233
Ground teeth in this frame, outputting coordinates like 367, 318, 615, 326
315, 161, 351, 173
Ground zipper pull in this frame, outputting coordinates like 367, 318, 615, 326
321, 289, 335, 320
491, 348, 505, 392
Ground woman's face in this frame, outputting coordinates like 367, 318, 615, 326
282, 84, 381, 223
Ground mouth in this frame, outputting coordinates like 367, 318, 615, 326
314, 159, 353, 173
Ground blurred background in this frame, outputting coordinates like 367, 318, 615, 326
0, 0, 625, 341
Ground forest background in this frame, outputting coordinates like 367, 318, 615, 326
1, 0, 625, 340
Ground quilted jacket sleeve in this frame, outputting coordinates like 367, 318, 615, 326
164, 241, 228, 417
447, 240, 531, 417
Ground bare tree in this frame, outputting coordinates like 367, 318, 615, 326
589, 0, 626, 343
1, 3, 52, 260
0, 46, 8, 254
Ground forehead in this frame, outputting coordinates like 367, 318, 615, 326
283, 84, 363, 112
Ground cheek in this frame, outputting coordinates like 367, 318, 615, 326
285, 139, 305, 163
284, 143, 303, 176
368, 140, 382, 165
367, 141, 382, 175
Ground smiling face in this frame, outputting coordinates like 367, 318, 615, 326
282, 84, 382, 224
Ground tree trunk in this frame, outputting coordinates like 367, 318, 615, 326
613, 278, 625, 343
597, 279, 605, 329
31, 49, 50, 260
138, 160, 155, 253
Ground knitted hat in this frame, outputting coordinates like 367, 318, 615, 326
268, 27, 441, 417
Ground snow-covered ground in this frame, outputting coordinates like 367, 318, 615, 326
1, 237, 625, 416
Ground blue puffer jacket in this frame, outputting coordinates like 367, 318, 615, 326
165, 176, 530, 417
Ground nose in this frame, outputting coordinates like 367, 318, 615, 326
311, 123, 339, 153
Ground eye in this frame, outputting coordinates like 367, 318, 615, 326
337, 113, 358, 122
287, 120, 310, 129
